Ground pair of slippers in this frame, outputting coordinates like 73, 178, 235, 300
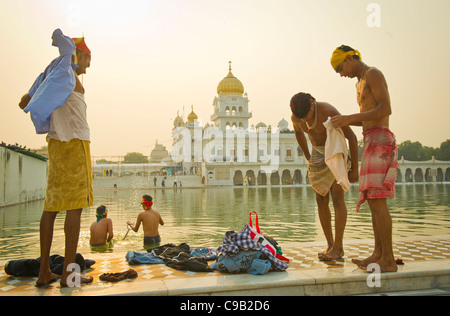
99, 269, 138, 282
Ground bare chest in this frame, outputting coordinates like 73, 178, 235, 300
357, 79, 376, 111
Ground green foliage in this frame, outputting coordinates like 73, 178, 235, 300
397, 139, 449, 161
123, 152, 149, 164
435, 139, 450, 161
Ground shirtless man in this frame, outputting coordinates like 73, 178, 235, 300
330, 45, 399, 272
290, 93, 359, 261
127, 195, 164, 248
90, 205, 114, 246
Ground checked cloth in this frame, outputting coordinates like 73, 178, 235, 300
217, 224, 288, 271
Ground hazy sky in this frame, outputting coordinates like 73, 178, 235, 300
1, 0, 449, 158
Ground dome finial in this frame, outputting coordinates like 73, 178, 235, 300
217, 61, 244, 96
187, 105, 198, 122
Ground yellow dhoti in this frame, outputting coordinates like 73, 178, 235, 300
44, 138, 94, 212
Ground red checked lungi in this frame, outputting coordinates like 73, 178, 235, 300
356, 125, 398, 212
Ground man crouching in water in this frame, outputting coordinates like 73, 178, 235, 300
127, 195, 164, 249
90, 205, 114, 246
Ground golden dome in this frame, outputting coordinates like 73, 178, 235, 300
187, 105, 198, 122
217, 61, 244, 96
173, 111, 184, 127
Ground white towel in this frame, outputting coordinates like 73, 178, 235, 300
323, 117, 350, 192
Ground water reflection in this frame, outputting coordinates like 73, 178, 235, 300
0, 184, 449, 261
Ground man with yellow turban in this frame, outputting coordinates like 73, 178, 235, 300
329, 45, 399, 273
18, 29, 93, 287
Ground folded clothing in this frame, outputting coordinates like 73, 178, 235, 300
126, 251, 164, 265
99, 269, 138, 282
211, 250, 272, 275
4, 253, 95, 277
152, 243, 214, 272
126, 243, 215, 272
189, 247, 218, 261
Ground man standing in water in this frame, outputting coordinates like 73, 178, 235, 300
330, 45, 399, 272
290, 93, 359, 261
19, 29, 94, 286
127, 195, 165, 248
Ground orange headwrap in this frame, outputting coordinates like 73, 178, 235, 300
72, 37, 91, 58
330, 47, 361, 71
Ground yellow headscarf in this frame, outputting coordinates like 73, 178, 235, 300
330, 48, 362, 71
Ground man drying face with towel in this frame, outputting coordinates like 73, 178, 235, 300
290, 93, 359, 261
330, 45, 399, 273
19, 29, 93, 287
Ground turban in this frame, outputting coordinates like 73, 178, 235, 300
72, 37, 91, 58
330, 48, 361, 71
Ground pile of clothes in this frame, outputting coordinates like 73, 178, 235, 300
212, 224, 289, 275
125, 229, 288, 276
125, 213, 288, 276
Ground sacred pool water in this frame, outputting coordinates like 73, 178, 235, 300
0, 184, 449, 262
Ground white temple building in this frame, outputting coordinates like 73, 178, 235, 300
170, 62, 312, 186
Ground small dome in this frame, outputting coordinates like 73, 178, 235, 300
217, 61, 244, 96
256, 122, 267, 128
173, 111, 184, 127
187, 105, 198, 122
278, 118, 290, 132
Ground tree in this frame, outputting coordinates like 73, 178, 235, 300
436, 139, 450, 161
397, 140, 433, 161
96, 158, 117, 164
123, 152, 149, 164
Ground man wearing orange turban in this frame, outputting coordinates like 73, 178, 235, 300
72, 37, 91, 76
18, 29, 94, 287
72, 37, 91, 58
329, 45, 399, 273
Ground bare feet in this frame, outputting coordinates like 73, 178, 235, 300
36, 272, 60, 288
352, 255, 397, 272
319, 245, 344, 261
373, 258, 398, 273
318, 246, 331, 260
320, 248, 344, 261
351, 254, 379, 269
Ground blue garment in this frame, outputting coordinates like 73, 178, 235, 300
211, 251, 272, 275
24, 29, 78, 134
247, 259, 272, 275
125, 250, 164, 265
189, 247, 217, 261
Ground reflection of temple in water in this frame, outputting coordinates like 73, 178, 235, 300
163, 186, 322, 243
170, 62, 312, 186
